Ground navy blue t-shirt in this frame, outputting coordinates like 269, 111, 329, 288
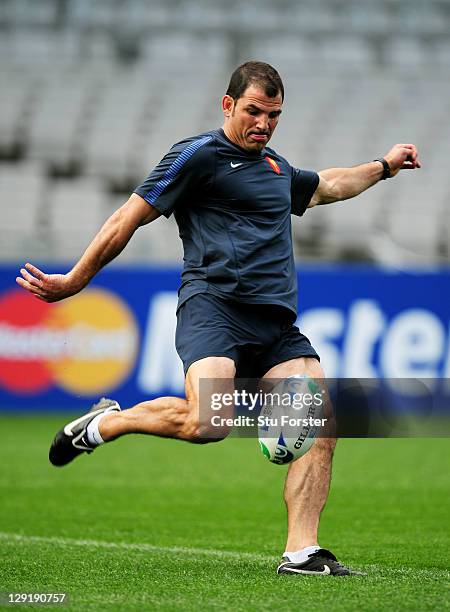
134, 128, 319, 315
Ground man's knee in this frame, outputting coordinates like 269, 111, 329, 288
183, 355, 236, 443
313, 435, 337, 457
289, 437, 336, 469
183, 418, 231, 444
181, 399, 232, 444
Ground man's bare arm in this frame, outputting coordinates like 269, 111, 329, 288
309, 143, 421, 208
16, 193, 160, 302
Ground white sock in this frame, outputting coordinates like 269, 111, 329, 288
284, 545, 321, 563
86, 413, 107, 446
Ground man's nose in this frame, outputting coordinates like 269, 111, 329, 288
255, 114, 269, 132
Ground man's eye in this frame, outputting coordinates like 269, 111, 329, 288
248, 110, 258, 116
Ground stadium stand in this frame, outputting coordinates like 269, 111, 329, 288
46, 177, 108, 260
0, 162, 48, 260
1, 0, 449, 265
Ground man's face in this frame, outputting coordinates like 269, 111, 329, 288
222, 84, 283, 153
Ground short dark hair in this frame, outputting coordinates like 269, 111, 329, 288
226, 61, 284, 102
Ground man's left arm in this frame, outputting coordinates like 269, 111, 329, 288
308, 143, 421, 208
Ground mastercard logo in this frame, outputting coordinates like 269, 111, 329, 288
0, 288, 139, 396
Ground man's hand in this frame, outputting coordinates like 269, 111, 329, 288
384, 143, 421, 178
16, 194, 160, 303
16, 263, 81, 303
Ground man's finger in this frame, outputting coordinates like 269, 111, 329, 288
16, 276, 45, 296
33, 294, 49, 302
404, 156, 421, 169
16, 276, 34, 290
20, 267, 42, 287
25, 262, 46, 280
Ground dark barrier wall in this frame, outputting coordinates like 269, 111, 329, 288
0, 265, 449, 410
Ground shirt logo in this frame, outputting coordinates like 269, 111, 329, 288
230, 162, 243, 168
265, 156, 281, 174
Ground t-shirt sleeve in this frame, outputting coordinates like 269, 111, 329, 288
134, 135, 214, 218
290, 167, 320, 217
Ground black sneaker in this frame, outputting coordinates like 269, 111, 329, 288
277, 548, 365, 576
49, 398, 121, 467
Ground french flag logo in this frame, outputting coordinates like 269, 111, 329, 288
265, 156, 281, 174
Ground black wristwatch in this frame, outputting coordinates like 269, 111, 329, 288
373, 158, 391, 180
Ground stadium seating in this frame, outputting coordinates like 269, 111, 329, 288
46, 177, 108, 260
1, 0, 449, 264
0, 162, 48, 260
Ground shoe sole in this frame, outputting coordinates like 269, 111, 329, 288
277, 564, 332, 575
277, 564, 364, 577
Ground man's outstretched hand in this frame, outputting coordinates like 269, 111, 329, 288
384, 143, 421, 178
16, 263, 80, 303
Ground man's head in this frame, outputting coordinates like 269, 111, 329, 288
222, 61, 284, 153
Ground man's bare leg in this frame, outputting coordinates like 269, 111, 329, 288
99, 356, 236, 443
48, 356, 236, 467
283, 436, 336, 550
262, 357, 335, 550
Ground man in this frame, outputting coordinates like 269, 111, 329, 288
17, 61, 420, 576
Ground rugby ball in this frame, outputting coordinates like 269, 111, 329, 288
258, 375, 324, 464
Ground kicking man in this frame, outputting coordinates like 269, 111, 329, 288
17, 61, 420, 576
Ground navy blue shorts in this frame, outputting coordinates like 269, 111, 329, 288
175, 293, 319, 378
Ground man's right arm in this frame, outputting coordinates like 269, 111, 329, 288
16, 193, 160, 303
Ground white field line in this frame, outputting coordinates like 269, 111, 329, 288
1, 533, 449, 580
0, 532, 276, 563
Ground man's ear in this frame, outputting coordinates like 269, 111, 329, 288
222, 95, 234, 118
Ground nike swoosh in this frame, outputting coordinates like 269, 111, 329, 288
63, 402, 121, 436
230, 162, 243, 168
63, 407, 110, 436
278, 563, 331, 575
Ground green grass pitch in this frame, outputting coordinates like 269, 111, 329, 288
0, 415, 449, 611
